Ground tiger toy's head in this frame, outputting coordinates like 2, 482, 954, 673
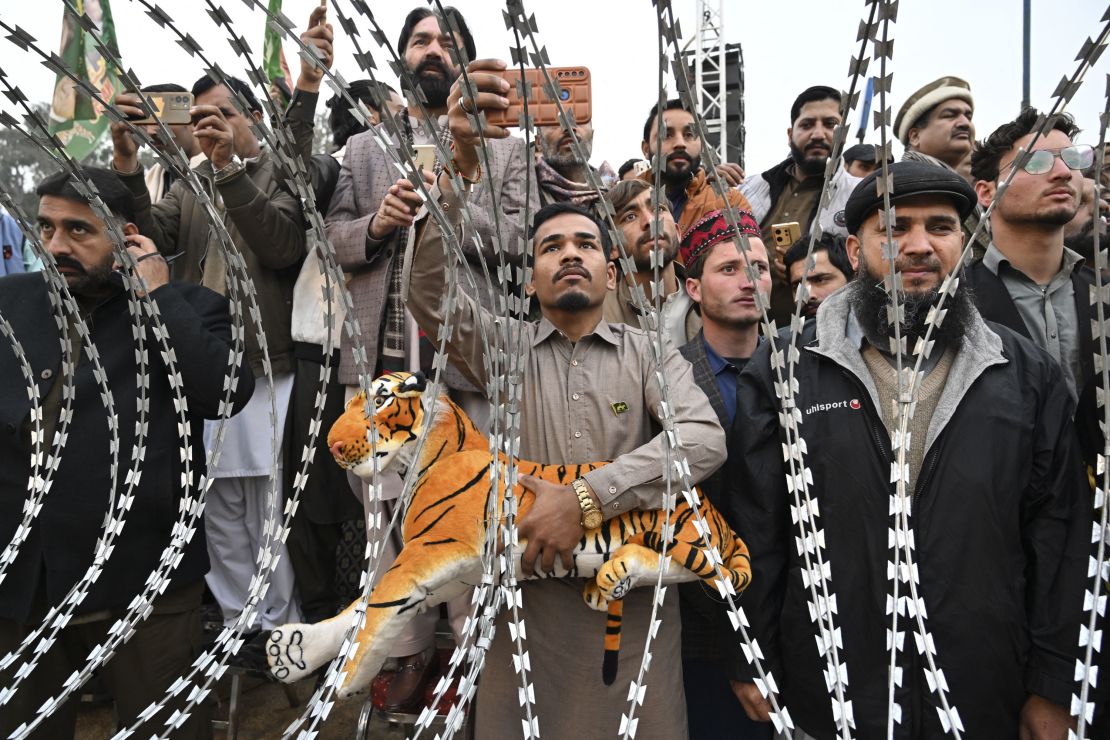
328, 372, 429, 481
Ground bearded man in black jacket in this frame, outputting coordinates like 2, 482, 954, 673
728, 161, 1089, 739
0, 167, 253, 738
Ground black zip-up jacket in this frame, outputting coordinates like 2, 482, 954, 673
727, 289, 1090, 739
966, 258, 1103, 468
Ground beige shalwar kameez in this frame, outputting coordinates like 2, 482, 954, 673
403, 185, 727, 740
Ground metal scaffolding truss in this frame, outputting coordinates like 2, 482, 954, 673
682, 0, 745, 166
693, 0, 727, 158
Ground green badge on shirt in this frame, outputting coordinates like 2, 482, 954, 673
610, 401, 629, 415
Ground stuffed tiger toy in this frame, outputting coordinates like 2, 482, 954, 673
266, 371, 751, 698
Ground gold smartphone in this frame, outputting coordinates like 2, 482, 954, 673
771, 222, 801, 252
130, 92, 194, 126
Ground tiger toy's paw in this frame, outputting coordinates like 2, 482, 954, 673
594, 545, 662, 602
583, 580, 610, 611
599, 570, 635, 602
267, 622, 343, 683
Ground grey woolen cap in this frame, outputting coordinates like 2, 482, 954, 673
843, 161, 977, 235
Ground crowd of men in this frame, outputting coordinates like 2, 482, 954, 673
1, 4, 1108, 739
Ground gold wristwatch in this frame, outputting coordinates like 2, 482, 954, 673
571, 478, 603, 530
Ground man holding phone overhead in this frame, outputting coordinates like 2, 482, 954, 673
109, 71, 309, 666
322, 5, 534, 713
126, 84, 203, 203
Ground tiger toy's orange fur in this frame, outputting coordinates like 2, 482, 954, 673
266, 372, 751, 697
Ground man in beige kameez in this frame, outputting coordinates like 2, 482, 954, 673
391, 59, 726, 740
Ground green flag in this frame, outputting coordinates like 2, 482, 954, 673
47, 0, 122, 162
262, 0, 285, 83
262, 0, 293, 105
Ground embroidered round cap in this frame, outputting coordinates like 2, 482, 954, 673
843, 161, 977, 235
679, 208, 761, 267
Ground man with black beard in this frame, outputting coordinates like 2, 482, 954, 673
741, 86, 861, 326
728, 161, 1089, 738
536, 119, 601, 207
323, 5, 532, 712
638, 98, 750, 238
0, 166, 253, 738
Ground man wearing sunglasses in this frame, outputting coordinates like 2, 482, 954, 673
969, 109, 1110, 734
967, 109, 1093, 402
972, 111, 1110, 738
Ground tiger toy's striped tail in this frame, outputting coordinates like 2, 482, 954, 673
602, 600, 624, 685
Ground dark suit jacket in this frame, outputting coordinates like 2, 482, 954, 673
0, 275, 254, 622
680, 332, 730, 424
678, 331, 743, 667
966, 260, 1101, 465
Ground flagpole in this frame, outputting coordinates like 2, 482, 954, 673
856, 77, 875, 144
1022, 0, 1031, 108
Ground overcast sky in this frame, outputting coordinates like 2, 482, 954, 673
1, 0, 1108, 174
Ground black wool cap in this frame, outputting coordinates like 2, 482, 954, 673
842, 143, 889, 165
843, 160, 977, 235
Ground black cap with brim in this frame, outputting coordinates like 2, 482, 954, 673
843, 160, 977, 235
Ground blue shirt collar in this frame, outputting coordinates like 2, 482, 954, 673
702, 335, 734, 375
